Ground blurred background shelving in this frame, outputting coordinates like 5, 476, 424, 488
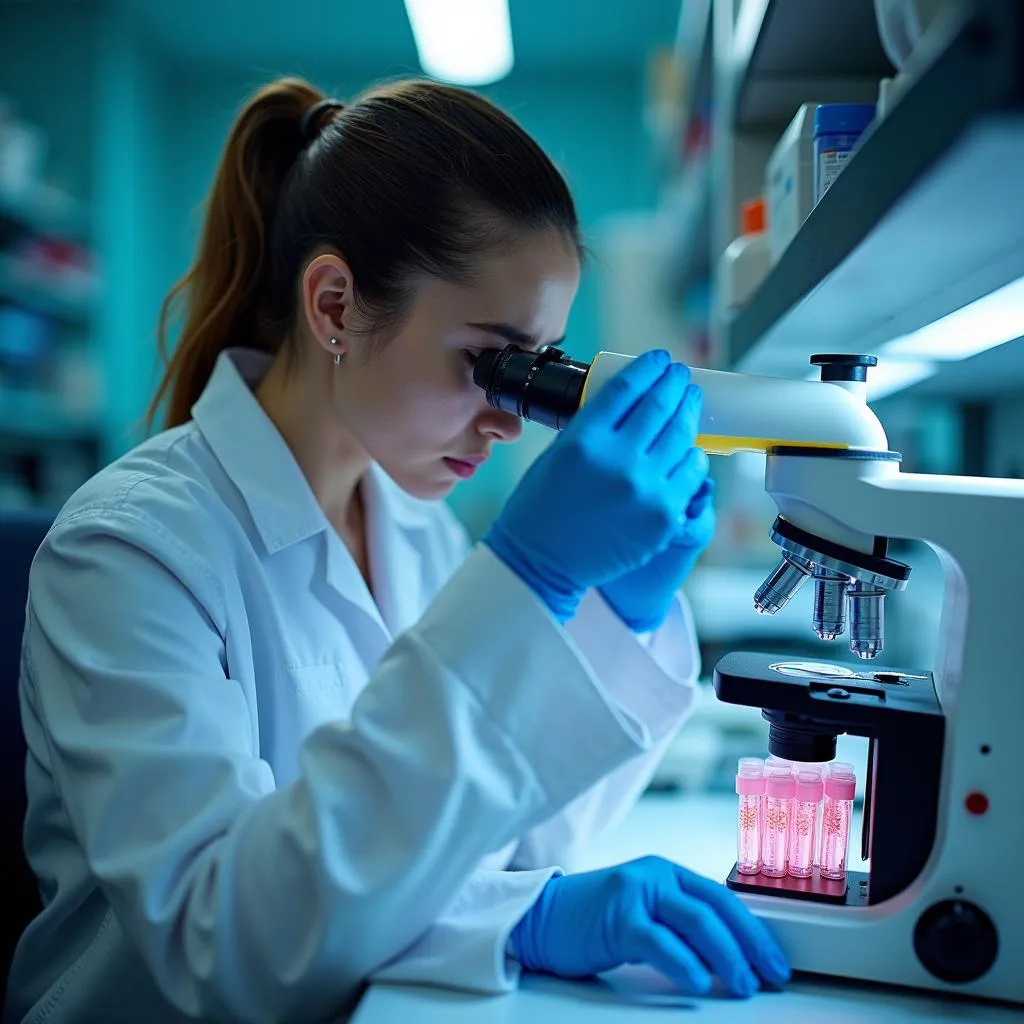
3, 0, 1024, 797
628, 0, 1024, 787
0, 107, 104, 511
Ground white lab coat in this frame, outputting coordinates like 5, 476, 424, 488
5, 350, 700, 1024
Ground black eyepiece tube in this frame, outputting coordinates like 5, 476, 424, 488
472, 344, 590, 431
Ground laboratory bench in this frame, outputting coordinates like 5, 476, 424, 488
353, 969, 1023, 1024
351, 791, 1023, 1024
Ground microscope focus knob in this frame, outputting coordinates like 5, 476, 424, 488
810, 353, 878, 383
913, 899, 998, 984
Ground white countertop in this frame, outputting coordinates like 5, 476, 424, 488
351, 791, 1023, 1023
353, 968, 1022, 1023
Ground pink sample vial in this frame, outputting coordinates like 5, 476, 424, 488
820, 764, 856, 880
763, 756, 790, 834
735, 758, 765, 874
761, 764, 794, 877
787, 765, 824, 878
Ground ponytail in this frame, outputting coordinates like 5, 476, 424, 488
147, 78, 325, 431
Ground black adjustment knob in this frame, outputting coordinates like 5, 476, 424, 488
810, 354, 878, 383
913, 900, 998, 984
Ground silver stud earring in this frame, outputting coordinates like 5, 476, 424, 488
329, 337, 342, 367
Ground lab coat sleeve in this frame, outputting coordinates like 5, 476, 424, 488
370, 865, 557, 993
24, 508, 654, 1024
368, 589, 701, 995
433, 505, 702, 871
508, 587, 701, 871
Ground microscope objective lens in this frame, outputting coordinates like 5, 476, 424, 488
813, 574, 849, 641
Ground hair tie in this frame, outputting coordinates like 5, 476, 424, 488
300, 99, 345, 142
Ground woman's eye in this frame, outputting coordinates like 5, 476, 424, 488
462, 349, 481, 366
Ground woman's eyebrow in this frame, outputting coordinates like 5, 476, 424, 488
466, 322, 565, 350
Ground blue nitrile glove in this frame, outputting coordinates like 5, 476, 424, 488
485, 352, 711, 623
599, 475, 716, 633
510, 856, 791, 999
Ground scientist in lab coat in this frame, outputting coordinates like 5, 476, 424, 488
5, 78, 790, 1024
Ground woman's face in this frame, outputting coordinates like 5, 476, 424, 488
311, 230, 580, 500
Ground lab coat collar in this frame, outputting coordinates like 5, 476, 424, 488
192, 349, 330, 553
191, 348, 435, 558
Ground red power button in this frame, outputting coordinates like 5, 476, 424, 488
965, 792, 989, 815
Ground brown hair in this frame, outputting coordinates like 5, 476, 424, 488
147, 76, 583, 430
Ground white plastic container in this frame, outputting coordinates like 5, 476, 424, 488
873, 0, 951, 69
718, 197, 771, 311
876, 73, 910, 120
765, 103, 818, 264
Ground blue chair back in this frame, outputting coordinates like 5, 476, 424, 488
0, 511, 51, 997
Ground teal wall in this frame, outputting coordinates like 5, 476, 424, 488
93, 12, 173, 459
165, 67, 657, 366
1, 5, 660, 530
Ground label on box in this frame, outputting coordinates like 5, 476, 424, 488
817, 148, 851, 199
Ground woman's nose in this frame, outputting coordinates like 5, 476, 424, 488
478, 408, 523, 443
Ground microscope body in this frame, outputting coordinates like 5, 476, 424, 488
593, 349, 1023, 1001
718, 451, 1023, 1003
473, 343, 1023, 1002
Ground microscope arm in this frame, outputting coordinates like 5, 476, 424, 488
583, 353, 890, 456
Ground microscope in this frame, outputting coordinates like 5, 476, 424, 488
475, 345, 1022, 1005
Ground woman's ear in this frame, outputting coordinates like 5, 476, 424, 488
302, 252, 355, 360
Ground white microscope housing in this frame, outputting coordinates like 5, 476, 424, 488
475, 344, 1023, 1004
694, 353, 1021, 1006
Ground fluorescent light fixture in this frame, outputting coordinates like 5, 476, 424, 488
881, 274, 1024, 361
404, 0, 514, 86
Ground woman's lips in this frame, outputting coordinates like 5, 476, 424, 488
443, 455, 487, 478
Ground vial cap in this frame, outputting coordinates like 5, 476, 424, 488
736, 757, 765, 795
825, 772, 856, 801
795, 769, 824, 802
813, 102, 876, 137
765, 765, 795, 798
736, 773, 765, 796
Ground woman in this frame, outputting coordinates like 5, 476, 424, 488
5, 78, 789, 1024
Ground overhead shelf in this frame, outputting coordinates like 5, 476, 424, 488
0, 188, 91, 246
0, 189, 96, 327
0, 387, 100, 443
725, 0, 1024, 384
732, 0, 893, 130
0, 255, 96, 328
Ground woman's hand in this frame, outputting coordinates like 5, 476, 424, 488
599, 476, 715, 633
510, 856, 791, 998
486, 353, 707, 622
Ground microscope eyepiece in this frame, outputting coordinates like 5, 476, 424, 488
472, 344, 590, 431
